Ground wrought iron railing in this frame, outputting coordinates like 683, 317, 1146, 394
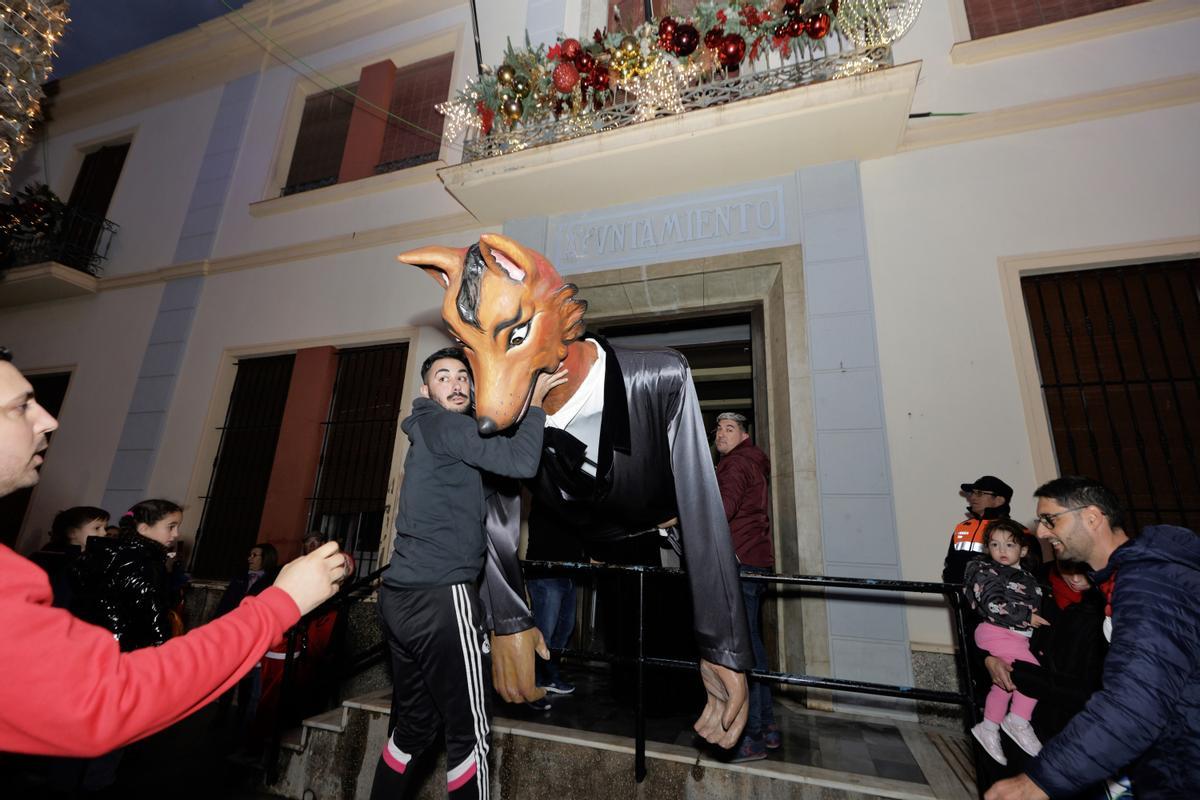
461, 43, 893, 162
1, 206, 119, 276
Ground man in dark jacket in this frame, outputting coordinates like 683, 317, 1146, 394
369, 348, 564, 800
986, 476, 1200, 800
714, 411, 776, 762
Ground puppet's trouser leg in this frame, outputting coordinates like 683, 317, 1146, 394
369, 583, 493, 799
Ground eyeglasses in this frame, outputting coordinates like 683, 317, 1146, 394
967, 489, 996, 497
1036, 507, 1087, 530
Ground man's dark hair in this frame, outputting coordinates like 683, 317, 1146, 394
49, 506, 110, 546
1034, 476, 1125, 532
0, 346, 11, 362
420, 347, 469, 385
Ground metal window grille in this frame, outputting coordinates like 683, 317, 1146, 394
1022, 260, 1200, 531
282, 83, 359, 196
964, 0, 1143, 40
191, 354, 295, 579
375, 53, 453, 176
307, 343, 410, 576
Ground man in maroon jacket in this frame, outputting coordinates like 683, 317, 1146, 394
713, 411, 776, 762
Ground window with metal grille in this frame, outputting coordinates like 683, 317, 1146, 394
376, 53, 453, 176
0, 371, 71, 548
282, 83, 358, 196
1023, 259, 1200, 531
307, 343, 409, 576
609, 0, 701, 30
964, 0, 1145, 40
192, 354, 295, 580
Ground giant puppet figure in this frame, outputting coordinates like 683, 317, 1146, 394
399, 233, 752, 747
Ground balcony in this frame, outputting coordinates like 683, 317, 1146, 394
0, 205, 118, 307
436, 37, 920, 224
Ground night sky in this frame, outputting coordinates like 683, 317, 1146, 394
53, 0, 250, 78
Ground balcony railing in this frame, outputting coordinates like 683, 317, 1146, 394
1, 206, 119, 277
459, 40, 893, 163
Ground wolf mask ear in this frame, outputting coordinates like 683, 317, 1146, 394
397, 246, 465, 290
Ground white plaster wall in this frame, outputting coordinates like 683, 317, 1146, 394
0, 285, 163, 551
146, 227, 491, 544
895, 1, 1200, 113
860, 102, 1200, 649
211, 5, 473, 259
25, 87, 223, 277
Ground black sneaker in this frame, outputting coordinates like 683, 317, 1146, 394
542, 679, 576, 696
525, 696, 552, 712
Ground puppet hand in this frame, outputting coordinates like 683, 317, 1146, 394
693, 660, 748, 749
491, 628, 550, 703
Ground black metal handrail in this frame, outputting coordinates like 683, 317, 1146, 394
1, 206, 118, 276
523, 559, 983, 791
265, 565, 387, 783
265, 559, 984, 795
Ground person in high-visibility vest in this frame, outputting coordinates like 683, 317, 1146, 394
944, 475, 1016, 585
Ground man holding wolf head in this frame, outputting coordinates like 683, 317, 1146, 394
371, 347, 565, 799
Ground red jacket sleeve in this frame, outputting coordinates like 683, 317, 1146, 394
0, 545, 301, 757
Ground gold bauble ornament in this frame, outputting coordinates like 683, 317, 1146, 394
619, 35, 639, 55
512, 75, 531, 97
496, 64, 517, 86
501, 97, 523, 123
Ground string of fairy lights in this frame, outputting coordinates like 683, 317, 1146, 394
0, 0, 67, 196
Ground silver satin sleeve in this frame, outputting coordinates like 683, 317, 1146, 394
480, 486, 535, 635
668, 367, 754, 671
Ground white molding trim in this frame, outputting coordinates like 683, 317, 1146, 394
997, 236, 1200, 486
95, 211, 482, 293
900, 74, 1200, 152
251, 161, 446, 216
951, 0, 1200, 65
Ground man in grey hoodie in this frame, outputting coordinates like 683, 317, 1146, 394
369, 347, 564, 800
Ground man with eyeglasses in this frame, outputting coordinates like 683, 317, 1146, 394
986, 476, 1199, 800
943, 475, 1016, 585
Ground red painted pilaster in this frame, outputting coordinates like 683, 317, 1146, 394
258, 346, 337, 563
337, 59, 396, 183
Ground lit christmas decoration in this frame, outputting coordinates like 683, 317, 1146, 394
837, 0, 923, 48
621, 58, 701, 122
0, 0, 69, 195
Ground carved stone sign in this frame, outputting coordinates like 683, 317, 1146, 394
548, 184, 788, 272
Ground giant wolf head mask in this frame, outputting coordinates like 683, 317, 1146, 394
399, 233, 587, 434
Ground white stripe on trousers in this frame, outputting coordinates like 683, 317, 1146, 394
451, 584, 489, 799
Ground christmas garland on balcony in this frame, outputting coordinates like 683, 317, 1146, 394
438, 0, 920, 140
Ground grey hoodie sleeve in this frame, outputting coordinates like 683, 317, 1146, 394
436, 407, 547, 479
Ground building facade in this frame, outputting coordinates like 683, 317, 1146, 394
2, 0, 1197, 713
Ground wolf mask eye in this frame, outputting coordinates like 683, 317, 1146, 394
508, 320, 531, 349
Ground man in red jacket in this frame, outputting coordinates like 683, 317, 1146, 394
0, 346, 348, 757
713, 411, 776, 763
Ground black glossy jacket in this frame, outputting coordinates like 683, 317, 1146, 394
70, 532, 173, 652
481, 336, 753, 672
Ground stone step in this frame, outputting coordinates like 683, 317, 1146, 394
267, 687, 976, 800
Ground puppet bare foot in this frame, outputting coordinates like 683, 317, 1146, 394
693, 660, 748, 749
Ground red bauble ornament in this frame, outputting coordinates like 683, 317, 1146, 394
704, 27, 724, 50
576, 51, 595, 73
718, 33, 746, 68
552, 61, 580, 93
672, 23, 699, 57
774, 21, 789, 37
561, 38, 582, 62
785, 17, 804, 37
805, 12, 830, 39
590, 66, 610, 92
830, 0, 840, 15
658, 16, 678, 50
476, 100, 493, 136
783, 1, 801, 16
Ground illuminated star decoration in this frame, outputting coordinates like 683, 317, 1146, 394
0, 0, 68, 195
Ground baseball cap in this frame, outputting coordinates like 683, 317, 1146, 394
960, 475, 1013, 501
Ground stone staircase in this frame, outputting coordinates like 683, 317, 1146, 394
264, 687, 977, 799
